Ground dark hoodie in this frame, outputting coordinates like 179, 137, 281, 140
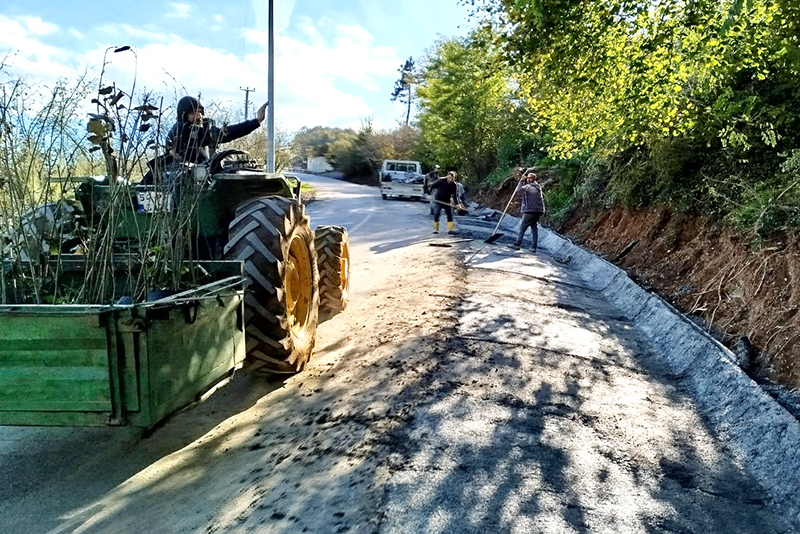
429, 177, 458, 203
166, 96, 261, 163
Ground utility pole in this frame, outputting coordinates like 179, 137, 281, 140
240, 86, 255, 119
266, 0, 275, 173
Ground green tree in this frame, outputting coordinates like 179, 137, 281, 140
328, 118, 387, 181
462, 0, 800, 234
291, 126, 355, 162
464, 0, 797, 158
391, 57, 416, 126
416, 35, 518, 185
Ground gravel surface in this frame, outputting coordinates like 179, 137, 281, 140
377, 249, 785, 533
0, 175, 792, 533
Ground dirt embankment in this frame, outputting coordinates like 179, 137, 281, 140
560, 207, 800, 388
473, 180, 800, 390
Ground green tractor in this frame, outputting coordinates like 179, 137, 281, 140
76, 149, 351, 373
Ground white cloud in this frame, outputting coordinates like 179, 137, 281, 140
214, 15, 224, 23
0, 15, 398, 130
21, 16, 58, 36
93, 39, 374, 130
295, 16, 323, 46
244, 23, 398, 86
252, 0, 295, 34
166, 3, 192, 20
132, 17, 400, 129
69, 29, 84, 40
97, 23, 182, 45
0, 16, 77, 79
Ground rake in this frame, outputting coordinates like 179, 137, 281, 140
485, 181, 520, 244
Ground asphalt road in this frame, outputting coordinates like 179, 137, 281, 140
0, 174, 790, 533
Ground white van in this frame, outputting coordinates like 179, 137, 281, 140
379, 160, 425, 200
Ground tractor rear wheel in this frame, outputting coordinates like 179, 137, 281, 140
314, 225, 350, 320
224, 197, 319, 373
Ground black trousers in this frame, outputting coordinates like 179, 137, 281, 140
515, 212, 542, 249
433, 203, 453, 223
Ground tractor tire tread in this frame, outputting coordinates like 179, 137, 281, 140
315, 225, 350, 319
225, 196, 319, 373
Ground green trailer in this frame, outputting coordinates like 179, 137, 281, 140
0, 269, 246, 428
0, 152, 351, 428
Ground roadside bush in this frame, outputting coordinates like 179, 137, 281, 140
544, 187, 573, 222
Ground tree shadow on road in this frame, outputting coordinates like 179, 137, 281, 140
365, 255, 783, 533
4, 247, 788, 534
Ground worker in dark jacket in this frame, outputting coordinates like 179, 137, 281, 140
511, 172, 545, 252
167, 96, 267, 163
429, 171, 459, 234
424, 165, 441, 215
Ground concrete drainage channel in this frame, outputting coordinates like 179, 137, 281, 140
460, 205, 800, 529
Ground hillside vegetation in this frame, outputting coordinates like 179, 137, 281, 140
448, 0, 797, 237
303, 1, 800, 242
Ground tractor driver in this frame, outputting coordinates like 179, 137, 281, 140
167, 96, 268, 164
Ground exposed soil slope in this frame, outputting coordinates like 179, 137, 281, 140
473, 182, 800, 389
560, 207, 800, 389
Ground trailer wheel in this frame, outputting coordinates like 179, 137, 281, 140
314, 225, 350, 320
224, 197, 319, 373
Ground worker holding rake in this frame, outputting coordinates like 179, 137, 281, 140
510, 171, 545, 252
429, 171, 462, 234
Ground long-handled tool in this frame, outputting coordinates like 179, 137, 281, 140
484, 181, 520, 244
432, 199, 468, 213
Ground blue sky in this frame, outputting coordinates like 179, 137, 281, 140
0, 0, 472, 131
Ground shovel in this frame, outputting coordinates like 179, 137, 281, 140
432, 199, 469, 214
485, 181, 520, 244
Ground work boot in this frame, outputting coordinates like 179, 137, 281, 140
447, 221, 455, 233
433, 221, 439, 234
508, 243, 520, 250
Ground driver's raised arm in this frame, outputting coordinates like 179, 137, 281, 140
219, 102, 267, 144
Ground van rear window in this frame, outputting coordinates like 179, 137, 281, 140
383, 161, 421, 173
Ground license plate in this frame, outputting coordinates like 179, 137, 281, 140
137, 191, 172, 213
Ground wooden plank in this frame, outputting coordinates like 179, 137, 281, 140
0, 348, 109, 367
0, 400, 111, 411
0, 368, 111, 412
0, 310, 113, 413
0, 367, 109, 380
0, 315, 105, 340
146, 295, 244, 424
0, 338, 107, 351
0, 410, 112, 426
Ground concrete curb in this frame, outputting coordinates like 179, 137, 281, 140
527, 222, 800, 528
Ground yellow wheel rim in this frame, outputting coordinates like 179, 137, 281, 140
340, 241, 350, 300
285, 234, 312, 338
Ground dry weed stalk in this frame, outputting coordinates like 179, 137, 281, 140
0, 69, 96, 303
1, 47, 208, 304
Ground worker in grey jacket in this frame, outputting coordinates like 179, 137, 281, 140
511, 172, 545, 252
